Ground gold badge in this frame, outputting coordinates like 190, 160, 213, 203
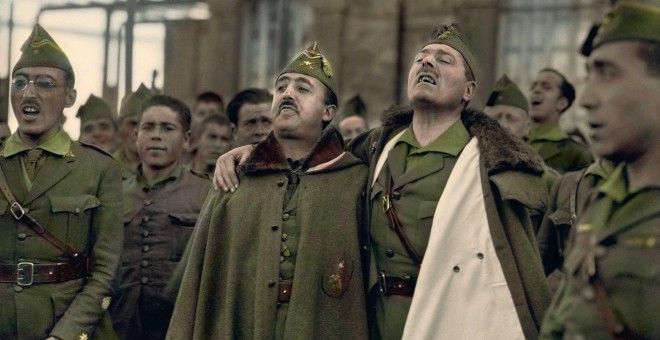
301, 60, 314, 69
65, 150, 75, 159
101, 296, 111, 310
322, 258, 353, 298
322, 58, 333, 78
438, 24, 457, 40
78, 332, 88, 340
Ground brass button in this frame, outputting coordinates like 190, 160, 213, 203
391, 191, 401, 200
140, 260, 149, 268
277, 180, 285, 187
280, 256, 285, 263
142, 245, 150, 252
75, 208, 81, 214
17, 232, 27, 240
141, 277, 149, 284
143, 199, 152, 206
281, 233, 288, 241
142, 230, 150, 237
385, 249, 395, 258
282, 213, 290, 221
142, 215, 150, 223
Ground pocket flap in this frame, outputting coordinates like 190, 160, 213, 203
50, 195, 100, 213
548, 209, 573, 227
169, 213, 198, 226
417, 200, 438, 219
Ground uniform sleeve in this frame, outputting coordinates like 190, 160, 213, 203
50, 158, 124, 339
345, 128, 378, 164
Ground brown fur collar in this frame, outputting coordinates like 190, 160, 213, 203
381, 105, 545, 175
240, 126, 346, 175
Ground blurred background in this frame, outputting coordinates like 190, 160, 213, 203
0, 0, 612, 140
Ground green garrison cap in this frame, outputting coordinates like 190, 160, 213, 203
424, 23, 477, 80
583, 2, 660, 56
339, 95, 366, 120
13, 24, 75, 85
486, 74, 529, 112
278, 42, 337, 98
77, 94, 115, 125
119, 83, 152, 119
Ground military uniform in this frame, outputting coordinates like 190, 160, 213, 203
0, 130, 123, 340
540, 164, 660, 339
111, 162, 210, 340
527, 123, 593, 174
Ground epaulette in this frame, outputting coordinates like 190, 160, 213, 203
78, 140, 114, 158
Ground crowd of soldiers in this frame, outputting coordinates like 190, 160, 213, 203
0, 1, 658, 339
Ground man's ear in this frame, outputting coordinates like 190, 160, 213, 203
556, 96, 569, 113
323, 105, 337, 123
65, 88, 77, 108
182, 130, 191, 150
462, 81, 477, 102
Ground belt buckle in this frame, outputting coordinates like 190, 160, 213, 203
10, 202, 25, 220
378, 271, 389, 296
17, 262, 34, 286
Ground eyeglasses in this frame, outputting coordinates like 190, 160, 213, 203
11, 78, 63, 93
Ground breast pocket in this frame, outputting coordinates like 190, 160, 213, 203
417, 200, 437, 220
49, 194, 100, 248
169, 213, 198, 262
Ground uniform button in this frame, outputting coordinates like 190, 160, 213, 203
271, 225, 279, 231
280, 256, 285, 263
277, 180, 285, 187
281, 233, 288, 241
142, 187, 149, 193
282, 213, 290, 221
385, 249, 395, 258
141, 277, 149, 284
391, 191, 401, 200
75, 208, 81, 214
142, 245, 150, 252
453, 266, 460, 273
142, 230, 150, 237
268, 280, 276, 287
277, 302, 282, 308
17, 232, 27, 240
143, 199, 152, 206
14, 285, 23, 292
141, 260, 149, 268
142, 215, 150, 223
477, 253, 484, 259
582, 287, 595, 300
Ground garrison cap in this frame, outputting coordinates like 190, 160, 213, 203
338, 95, 366, 121
424, 23, 477, 80
583, 2, 660, 56
77, 94, 115, 126
486, 74, 529, 113
13, 24, 75, 86
278, 42, 337, 99
119, 83, 152, 119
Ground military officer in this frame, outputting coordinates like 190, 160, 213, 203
527, 68, 593, 173
0, 24, 123, 340
111, 95, 211, 340
114, 83, 152, 179
540, 2, 660, 338
77, 94, 118, 153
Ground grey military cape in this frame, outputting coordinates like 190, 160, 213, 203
167, 127, 369, 339
347, 107, 553, 339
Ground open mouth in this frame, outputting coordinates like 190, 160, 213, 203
417, 74, 436, 85
22, 105, 40, 119
278, 103, 297, 115
530, 94, 543, 106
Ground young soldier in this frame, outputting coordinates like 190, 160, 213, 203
114, 83, 152, 179
111, 95, 210, 340
77, 94, 118, 153
168, 43, 368, 339
189, 114, 233, 178
0, 24, 122, 340
540, 2, 660, 338
226, 87, 274, 147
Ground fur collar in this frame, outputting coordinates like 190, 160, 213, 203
240, 126, 346, 175
381, 105, 545, 175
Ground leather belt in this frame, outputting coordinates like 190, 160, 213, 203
278, 280, 293, 303
0, 262, 86, 286
378, 272, 416, 297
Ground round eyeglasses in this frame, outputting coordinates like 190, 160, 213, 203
11, 78, 63, 93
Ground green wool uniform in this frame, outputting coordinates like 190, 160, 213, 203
111, 163, 210, 340
0, 130, 123, 340
540, 164, 660, 339
527, 123, 593, 174
370, 120, 469, 338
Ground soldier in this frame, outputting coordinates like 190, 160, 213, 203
527, 67, 593, 173
336, 95, 369, 141
111, 95, 210, 340
167, 42, 368, 339
0, 24, 122, 339
114, 83, 152, 179
226, 87, 274, 147
540, 2, 660, 338
190, 91, 225, 143
214, 24, 551, 339
189, 114, 233, 178
77, 94, 118, 153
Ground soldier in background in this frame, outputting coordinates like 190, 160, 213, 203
0, 24, 122, 340
540, 2, 660, 338
189, 114, 233, 179
114, 83, 152, 179
77, 94, 118, 153
336, 95, 369, 142
111, 94, 210, 340
527, 68, 593, 173
226, 87, 274, 147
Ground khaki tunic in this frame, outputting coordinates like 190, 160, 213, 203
527, 123, 593, 174
111, 163, 210, 340
540, 164, 660, 339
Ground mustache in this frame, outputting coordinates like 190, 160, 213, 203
278, 99, 298, 113
21, 98, 40, 107
418, 65, 436, 76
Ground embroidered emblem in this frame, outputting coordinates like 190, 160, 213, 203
301, 60, 314, 69
101, 296, 111, 310
78, 332, 88, 340
322, 258, 352, 298
577, 223, 595, 233
322, 58, 333, 78
437, 24, 457, 40
65, 150, 75, 159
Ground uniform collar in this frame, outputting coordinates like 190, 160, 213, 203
137, 161, 186, 188
2, 128, 72, 158
396, 118, 470, 157
527, 122, 567, 142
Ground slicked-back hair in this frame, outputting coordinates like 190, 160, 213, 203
139, 94, 192, 133
540, 67, 575, 112
227, 88, 273, 125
